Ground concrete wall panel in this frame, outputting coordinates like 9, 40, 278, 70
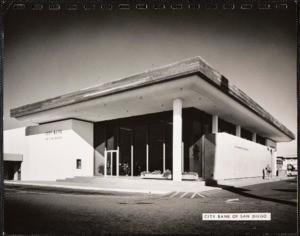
205, 133, 275, 180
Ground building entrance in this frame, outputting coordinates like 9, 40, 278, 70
104, 149, 119, 177
4, 161, 21, 180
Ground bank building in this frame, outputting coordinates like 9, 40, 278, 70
4, 57, 294, 182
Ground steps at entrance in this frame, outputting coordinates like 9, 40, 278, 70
57, 176, 206, 186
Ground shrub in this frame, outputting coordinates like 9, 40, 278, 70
162, 169, 172, 177
187, 172, 198, 176
140, 171, 151, 176
182, 171, 198, 176
97, 164, 104, 174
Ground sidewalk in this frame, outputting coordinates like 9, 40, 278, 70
217, 176, 295, 188
4, 176, 295, 195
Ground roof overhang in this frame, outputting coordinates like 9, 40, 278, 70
11, 56, 295, 142
4, 153, 23, 162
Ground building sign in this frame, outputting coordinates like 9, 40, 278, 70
234, 146, 249, 151
45, 130, 63, 141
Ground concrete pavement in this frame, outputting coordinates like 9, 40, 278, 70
5, 178, 297, 234
4, 175, 295, 195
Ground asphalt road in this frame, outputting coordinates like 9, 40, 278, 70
4, 178, 298, 235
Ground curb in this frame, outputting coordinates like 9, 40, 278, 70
4, 181, 170, 195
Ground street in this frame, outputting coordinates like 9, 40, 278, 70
4, 178, 297, 234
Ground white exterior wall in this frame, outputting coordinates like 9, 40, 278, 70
206, 133, 275, 180
4, 127, 29, 180
4, 127, 27, 153
72, 120, 94, 177
4, 120, 94, 181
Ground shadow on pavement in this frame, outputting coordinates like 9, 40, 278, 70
286, 179, 297, 183
272, 189, 297, 193
4, 184, 146, 197
206, 180, 296, 207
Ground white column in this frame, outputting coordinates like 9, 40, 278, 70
236, 125, 241, 137
252, 132, 257, 142
172, 98, 182, 181
212, 115, 218, 133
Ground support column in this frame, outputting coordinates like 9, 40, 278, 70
172, 98, 182, 181
212, 115, 218, 134
236, 125, 241, 137
252, 132, 257, 142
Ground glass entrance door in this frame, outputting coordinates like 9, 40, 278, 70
105, 150, 119, 177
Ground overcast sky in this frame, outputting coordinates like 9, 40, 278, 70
4, 4, 297, 156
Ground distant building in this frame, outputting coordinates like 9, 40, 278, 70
277, 155, 297, 176
4, 57, 295, 181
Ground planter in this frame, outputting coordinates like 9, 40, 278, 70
141, 170, 198, 180
141, 173, 198, 180
182, 172, 198, 180
182, 174, 198, 180
141, 174, 172, 180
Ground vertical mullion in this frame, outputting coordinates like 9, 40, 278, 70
131, 123, 134, 177
146, 115, 149, 172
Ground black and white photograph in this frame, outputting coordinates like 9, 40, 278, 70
2, 0, 298, 234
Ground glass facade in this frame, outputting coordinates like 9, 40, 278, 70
218, 118, 236, 135
93, 107, 266, 177
94, 108, 211, 176
241, 127, 253, 141
256, 134, 266, 145
133, 117, 147, 176
148, 114, 164, 172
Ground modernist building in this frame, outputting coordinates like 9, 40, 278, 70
4, 57, 295, 181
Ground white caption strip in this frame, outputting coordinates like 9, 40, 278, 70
202, 213, 271, 221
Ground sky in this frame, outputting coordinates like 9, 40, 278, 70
3, 3, 297, 156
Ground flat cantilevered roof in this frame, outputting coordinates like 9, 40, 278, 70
11, 56, 294, 142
